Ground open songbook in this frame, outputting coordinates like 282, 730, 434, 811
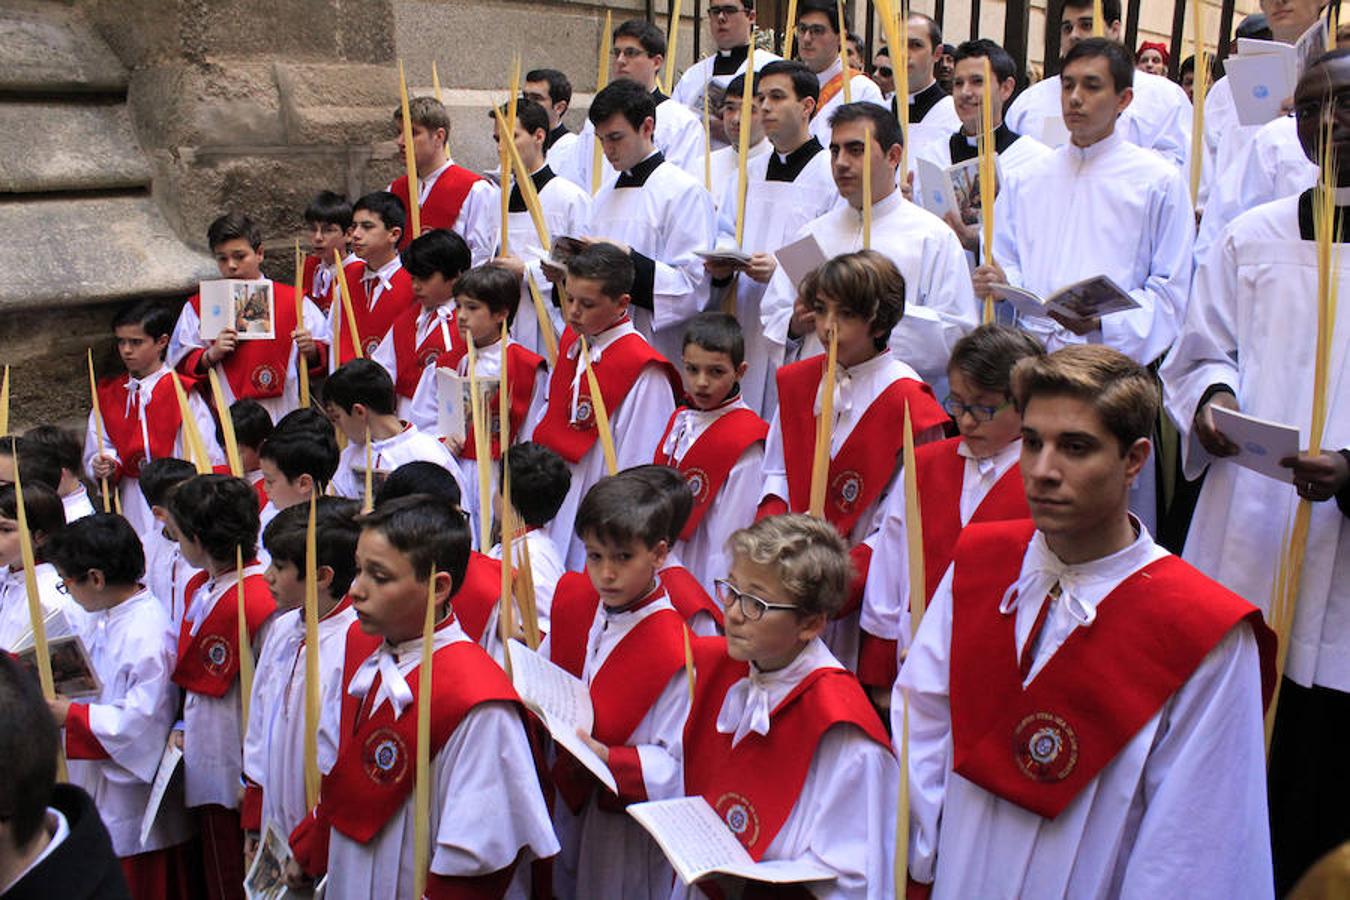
916, 157, 989, 227
695, 246, 755, 267
990, 275, 1139, 323
199, 279, 276, 341
628, 797, 837, 887
506, 642, 617, 793
13, 609, 100, 698
436, 369, 500, 446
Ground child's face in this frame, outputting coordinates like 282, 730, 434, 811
263, 558, 306, 612
410, 272, 456, 311
324, 402, 365, 445
310, 221, 346, 259
582, 534, 667, 608
811, 292, 883, 368
947, 368, 1021, 459
259, 458, 310, 511
562, 276, 628, 337
721, 553, 822, 670
114, 324, 168, 379
213, 238, 265, 280
0, 517, 21, 569
681, 344, 746, 410
456, 295, 509, 348
349, 528, 444, 642
55, 569, 110, 612
170, 516, 210, 569
350, 210, 400, 265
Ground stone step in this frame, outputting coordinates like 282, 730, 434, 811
0, 1, 128, 94
0, 194, 216, 311
0, 101, 151, 193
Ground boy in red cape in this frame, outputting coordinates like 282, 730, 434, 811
325, 192, 418, 368
863, 324, 1044, 687
285, 496, 557, 898
897, 345, 1276, 898
678, 513, 897, 899
757, 250, 947, 683
167, 474, 276, 900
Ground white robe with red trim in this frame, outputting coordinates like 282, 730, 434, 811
64, 588, 189, 857
143, 527, 199, 633
895, 526, 1273, 898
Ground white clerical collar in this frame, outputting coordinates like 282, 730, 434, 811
958, 437, 1021, 480
459, 339, 503, 377
1066, 127, 1124, 162
907, 80, 937, 102
817, 57, 843, 85
838, 347, 892, 379
849, 186, 904, 219
715, 637, 841, 746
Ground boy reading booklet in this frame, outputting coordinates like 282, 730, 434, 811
676, 514, 896, 899
285, 496, 557, 898
302, 191, 354, 314
169, 213, 328, 422
654, 313, 767, 595
864, 324, 1043, 681
242, 498, 360, 861
326, 192, 418, 367
44, 514, 191, 895
524, 242, 682, 570
0, 483, 85, 653
166, 474, 276, 900
542, 474, 691, 900
757, 251, 948, 683
84, 300, 222, 537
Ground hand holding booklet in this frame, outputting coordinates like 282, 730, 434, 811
628, 797, 836, 887
506, 642, 617, 793
1210, 406, 1301, 483
12, 609, 101, 698
991, 275, 1139, 324
199, 279, 276, 341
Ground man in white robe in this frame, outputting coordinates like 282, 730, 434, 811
899, 345, 1274, 899
1004, 0, 1191, 169
670, 0, 780, 149
559, 19, 705, 189
580, 79, 715, 363
793, 0, 886, 145
897, 12, 962, 134
706, 73, 771, 206
761, 102, 979, 391
523, 68, 579, 170
1159, 51, 1350, 893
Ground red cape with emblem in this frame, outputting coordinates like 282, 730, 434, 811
531, 327, 681, 465
683, 637, 890, 859
183, 283, 300, 400
449, 552, 502, 644
948, 520, 1276, 819
916, 437, 1029, 603
171, 568, 275, 698
334, 261, 417, 365
95, 372, 193, 480
435, 341, 546, 460
387, 304, 466, 400
774, 355, 947, 538
653, 405, 768, 540
389, 165, 485, 250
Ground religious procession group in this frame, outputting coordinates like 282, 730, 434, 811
0, 0, 1347, 897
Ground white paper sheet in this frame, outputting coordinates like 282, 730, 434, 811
506, 641, 616, 793
138, 742, 183, 846
1225, 52, 1297, 127
1211, 406, 1300, 483
773, 233, 829, 286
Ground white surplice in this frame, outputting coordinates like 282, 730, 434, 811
369, 298, 457, 421
331, 421, 474, 538
0, 562, 88, 652
81, 364, 223, 537
326, 619, 559, 900
561, 95, 707, 187
808, 59, 887, 145
62, 486, 96, 523
669, 638, 897, 900
522, 322, 678, 571
65, 588, 189, 857
761, 189, 980, 390
659, 398, 765, 594
1160, 192, 1350, 692
863, 439, 1021, 656
670, 47, 784, 142
488, 527, 565, 635
541, 593, 690, 900
586, 152, 716, 362
1004, 69, 1192, 169
142, 528, 199, 633
896, 525, 1273, 898
714, 137, 840, 415
167, 285, 330, 423
388, 158, 501, 265
993, 129, 1194, 364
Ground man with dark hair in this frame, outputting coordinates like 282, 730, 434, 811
1004, 0, 1191, 168
762, 102, 978, 392
671, 0, 781, 149
580, 78, 715, 363
899, 11, 960, 133
793, 0, 885, 144
387, 95, 498, 261
0, 655, 129, 898
557, 18, 705, 188
523, 67, 576, 161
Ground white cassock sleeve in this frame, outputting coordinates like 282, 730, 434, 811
408, 363, 439, 434
167, 300, 203, 370
84, 618, 179, 783
757, 405, 788, 506
619, 672, 691, 804
645, 183, 716, 333
892, 563, 957, 886
178, 390, 225, 465
1157, 227, 1242, 480
369, 330, 399, 385
659, 114, 707, 179
83, 408, 117, 476
1112, 625, 1272, 898
886, 229, 980, 384
860, 475, 916, 648
456, 180, 504, 266
241, 623, 288, 790
612, 365, 679, 470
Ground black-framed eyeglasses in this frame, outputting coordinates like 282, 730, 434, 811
611, 46, 653, 59
942, 395, 1012, 423
795, 23, 831, 38
707, 4, 745, 19
714, 579, 801, 621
